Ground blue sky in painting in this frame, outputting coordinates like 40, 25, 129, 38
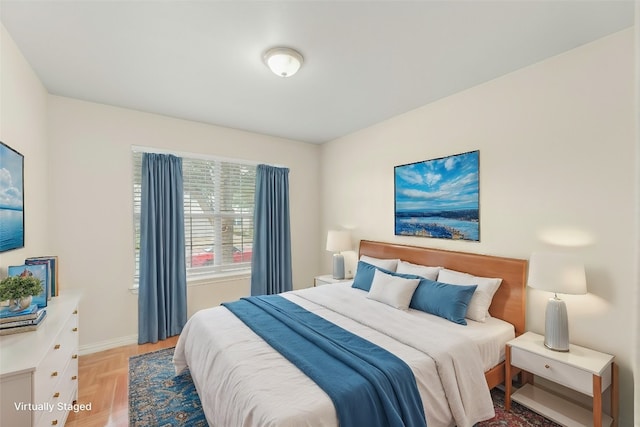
395, 151, 478, 212
0, 144, 24, 211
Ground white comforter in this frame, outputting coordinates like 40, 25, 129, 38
173, 283, 496, 427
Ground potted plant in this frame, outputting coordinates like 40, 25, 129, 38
0, 275, 43, 311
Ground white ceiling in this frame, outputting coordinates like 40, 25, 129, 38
0, 1, 634, 144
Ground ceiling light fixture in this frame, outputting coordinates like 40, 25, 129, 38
264, 47, 304, 77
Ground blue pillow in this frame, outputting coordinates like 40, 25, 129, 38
352, 261, 475, 325
409, 279, 477, 325
352, 261, 422, 291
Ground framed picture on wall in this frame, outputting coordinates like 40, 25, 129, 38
0, 141, 25, 252
394, 150, 480, 241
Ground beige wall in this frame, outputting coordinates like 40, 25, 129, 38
321, 28, 637, 425
0, 26, 50, 270
45, 96, 321, 352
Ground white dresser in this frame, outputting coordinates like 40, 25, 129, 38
0, 290, 81, 427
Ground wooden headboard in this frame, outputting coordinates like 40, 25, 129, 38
358, 240, 528, 336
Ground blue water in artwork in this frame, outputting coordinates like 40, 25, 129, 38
0, 209, 24, 251
396, 216, 479, 241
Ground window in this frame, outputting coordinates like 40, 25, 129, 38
133, 151, 256, 284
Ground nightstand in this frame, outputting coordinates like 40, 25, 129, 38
505, 331, 618, 427
314, 274, 348, 286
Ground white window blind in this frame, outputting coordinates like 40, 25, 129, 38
133, 151, 256, 283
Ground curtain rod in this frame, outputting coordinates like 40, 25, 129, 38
131, 145, 285, 168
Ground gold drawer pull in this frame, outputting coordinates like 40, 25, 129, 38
73, 309, 78, 314
72, 327, 78, 332
72, 354, 78, 359
72, 375, 78, 380
544, 364, 550, 369
51, 371, 58, 377
52, 420, 58, 426
53, 392, 60, 398
54, 344, 61, 350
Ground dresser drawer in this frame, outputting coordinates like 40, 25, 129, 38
34, 343, 78, 427
36, 401, 69, 427
49, 355, 78, 404
34, 308, 78, 405
511, 346, 594, 395
57, 354, 78, 403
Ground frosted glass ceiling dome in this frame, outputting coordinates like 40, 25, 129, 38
264, 47, 304, 77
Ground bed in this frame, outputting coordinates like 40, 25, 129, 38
173, 240, 527, 427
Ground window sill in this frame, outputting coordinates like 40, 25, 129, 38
129, 269, 251, 294
188, 270, 251, 287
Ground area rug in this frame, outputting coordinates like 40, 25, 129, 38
129, 347, 207, 426
478, 388, 561, 427
129, 347, 561, 427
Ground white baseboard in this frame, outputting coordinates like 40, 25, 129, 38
79, 334, 138, 355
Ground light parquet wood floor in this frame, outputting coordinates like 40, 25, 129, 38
65, 336, 179, 427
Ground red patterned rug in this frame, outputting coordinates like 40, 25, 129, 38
478, 388, 562, 427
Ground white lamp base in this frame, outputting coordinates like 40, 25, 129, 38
544, 296, 570, 352
332, 253, 345, 280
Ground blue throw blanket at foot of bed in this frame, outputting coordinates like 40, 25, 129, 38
222, 295, 427, 427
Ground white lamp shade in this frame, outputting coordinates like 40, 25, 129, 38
527, 252, 587, 295
326, 230, 352, 252
264, 47, 303, 77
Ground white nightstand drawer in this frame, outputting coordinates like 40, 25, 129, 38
511, 347, 594, 396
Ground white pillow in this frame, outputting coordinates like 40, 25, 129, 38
396, 260, 442, 280
436, 269, 502, 322
367, 269, 420, 310
359, 255, 400, 272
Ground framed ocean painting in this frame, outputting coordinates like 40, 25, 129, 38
0, 141, 25, 252
394, 150, 480, 241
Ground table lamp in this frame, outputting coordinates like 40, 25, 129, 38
326, 230, 352, 280
527, 252, 587, 352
